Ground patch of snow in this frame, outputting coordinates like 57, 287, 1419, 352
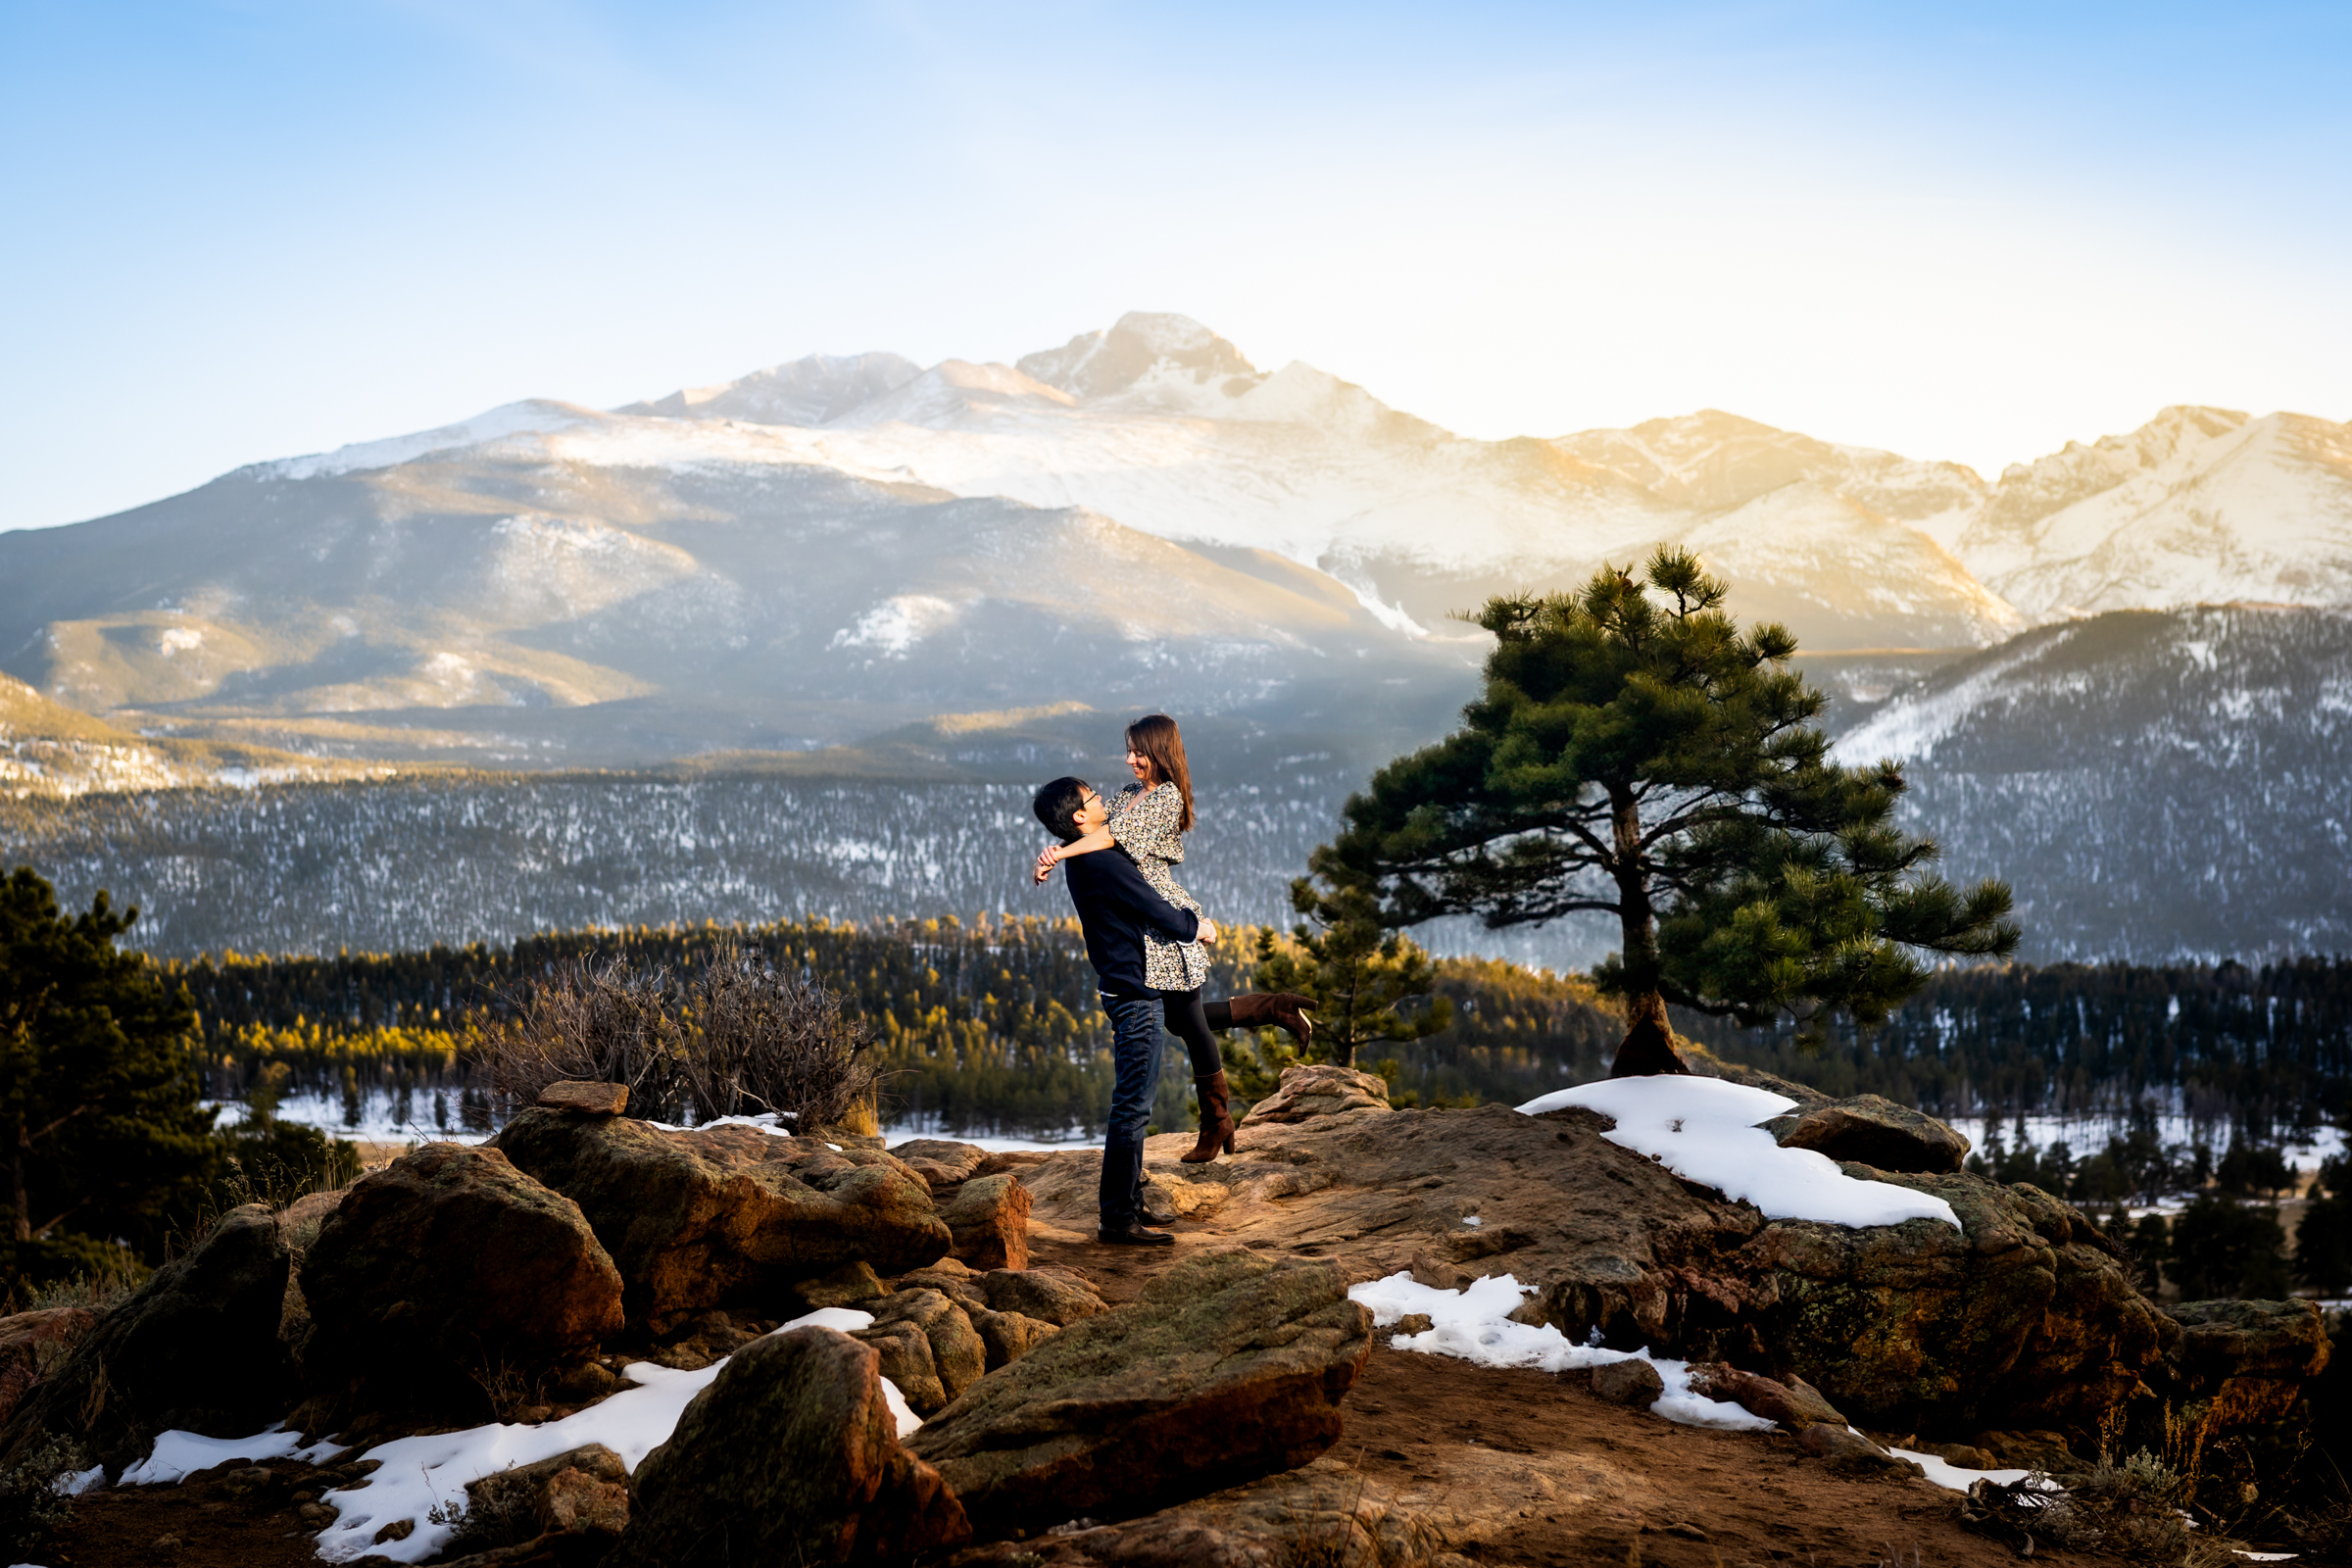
1884, 1443, 2035, 1492
1516, 1077, 1962, 1232
263, 402, 587, 481
156, 627, 204, 656
829, 594, 961, 656
314, 1307, 893, 1564
643, 1111, 794, 1139
120, 1424, 338, 1486
1830, 627, 2077, 765
58, 1465, 104, 1495
1348, 1273, 1775, 1432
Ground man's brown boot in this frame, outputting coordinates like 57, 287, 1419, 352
1180, 1069, 1237, 1163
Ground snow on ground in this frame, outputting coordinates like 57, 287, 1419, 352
121, 1425, 338, 1486
312, 1305, 895, 1564
118, 1308, 897, 1566
206, 1093, 486, 1147
1884, 1442, 2034, 1492
1944, 1112, 2344, 1173
1348, 1273, 1773, 1432
212, 1091, 1090, 1155
1517, 1077, 1962, 1231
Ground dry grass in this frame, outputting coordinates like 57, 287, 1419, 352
470, 941, 878, 1129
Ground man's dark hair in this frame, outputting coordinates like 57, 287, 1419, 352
1033, 776, 1092, 843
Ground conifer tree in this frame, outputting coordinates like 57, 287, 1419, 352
0, 867, 213, 1271
1250, 880, 1453, 1070
1316, 548, 2020, 1075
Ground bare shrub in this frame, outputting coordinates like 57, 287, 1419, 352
472, 942, 877, 1130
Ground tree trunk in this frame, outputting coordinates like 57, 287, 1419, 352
11, 1116, 28, 1244
1606, 783, 1690, 1077
1609, 987, 1690, 1078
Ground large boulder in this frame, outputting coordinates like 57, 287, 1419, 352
299, 1143, 623, 1424
1773, 1094, 1972, 1174
0, 1307, 96, 1428
493, 1109, 951, 1332
2145, 1297, 2329, 1449
0, 1205, 291, 1467
606, 1326, 969, 1567
907, 1250, 1373, 1537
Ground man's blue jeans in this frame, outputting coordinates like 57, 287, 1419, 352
1098, 993, 1165, 1228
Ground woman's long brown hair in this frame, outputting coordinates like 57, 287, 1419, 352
1125, 713, 1195, 832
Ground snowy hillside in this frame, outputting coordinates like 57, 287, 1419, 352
1834, 604, 2352, 961
1960, 408, 2352, 617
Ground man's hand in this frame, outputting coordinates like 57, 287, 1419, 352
1197, 917, 1219, 946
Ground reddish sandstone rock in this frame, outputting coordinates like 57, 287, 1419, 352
537, 1081, 629, 1116
299, 1144, 623, 1423
0, 1307, 96, 1428
608, 1327, 969, 1567
493, 1108, 951, 1332
940, 1173, 1032, 1271
1238, 1063, 1391, 1124
908, 1250, 1373, 1536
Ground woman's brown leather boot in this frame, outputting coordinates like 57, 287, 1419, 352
1181, 1069, 1237, 1163
1208, 991, 1315, 1047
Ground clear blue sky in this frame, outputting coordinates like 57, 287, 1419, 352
5, 1, 2348, 529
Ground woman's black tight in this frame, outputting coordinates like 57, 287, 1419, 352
1156, 988, 1224, 1078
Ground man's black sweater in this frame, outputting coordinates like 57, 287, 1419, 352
1060, 847, 1201, 998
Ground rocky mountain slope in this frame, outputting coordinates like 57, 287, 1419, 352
1834, 603, 2352, 961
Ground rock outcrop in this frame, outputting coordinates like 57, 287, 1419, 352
608, 1326, 969, 1567
1772, 1094, 1971, 1174
493, 1109, 951, 1331
2144, 1296, 2330, 1455
298, 1143, 624, 1423
1012, 1068, 2176, 1448
0, 1204, 292, 1466
1239, 1062, 1392, 1124
908, 1250, 1373, 1536
0, 1307, 96, 1428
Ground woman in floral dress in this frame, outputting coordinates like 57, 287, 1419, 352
1036, 713, 1310, 1162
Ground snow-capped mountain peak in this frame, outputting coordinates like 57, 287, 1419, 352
616, 351, 920, 427
1015, 311, 1260, 406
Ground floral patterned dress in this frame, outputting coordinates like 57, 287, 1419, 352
1106, 780, 1209, 992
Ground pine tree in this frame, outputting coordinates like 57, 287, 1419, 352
2170, 1194, 2289, 1299
1250, 880, 1454, 1070
1315, 548, 2020, 1075
0, 867, 213, 1273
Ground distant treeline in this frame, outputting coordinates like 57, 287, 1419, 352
166, 921, 2352, 1141
1677, 957, 2352, 1144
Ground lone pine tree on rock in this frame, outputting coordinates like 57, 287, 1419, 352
1314, 548, 2020, 1076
